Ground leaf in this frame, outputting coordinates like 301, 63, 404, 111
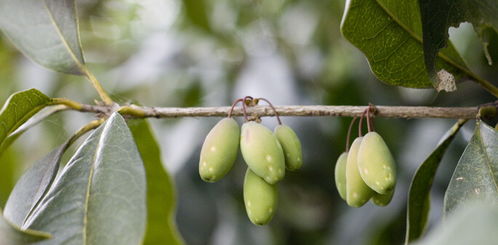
24, 113, 147, 245
0, 210, 50, 244
444, 121, 498, 216
4, 142, 69, 227
419, 0, 498, 73
0, 105, 67, 156
415, 202, 498, 245
0, 0, 86, 75
405, 119, 466, 244
128, 119, 184, 245
0, 89, 51, 156
182, 0, 211, 32
341, 0, 469, 89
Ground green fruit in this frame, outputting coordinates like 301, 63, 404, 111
199, 118, 240, 182
357, 132, 396, 194
244, 168, 277, 225
240, 122, 285, 184
334, 152, 348, 201
346, 137, 374, 207
372, 188, 394, 206
274, 125, 303, 171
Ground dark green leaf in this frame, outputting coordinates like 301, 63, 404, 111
25, 113, 147, 245
0, 0, 86, 75
0, 89, 51, 156
0, 210, 50, 244
444, 121, 498, 216
415, 202, 498, 245
4, 143, 69, 227
341, 0, 468, 89
405, 120, 466, 244
128, 119, 184, 245
419, 0, 498, 73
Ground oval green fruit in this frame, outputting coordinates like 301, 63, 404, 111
357, 132, 396, 194
199, 118, 240, 182
334, 152, 348, 201
372, 188, 394, 206
244, 168, 277, 225
346, 137, 374, 207
240, 122, 285, 184
274, 125, 303, 171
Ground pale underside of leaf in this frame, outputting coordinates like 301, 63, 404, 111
0, 0, 85, 75
0, 210, 50, 245
24, 113, 146, 245
4, 142, 69, 227
443, 121, 498, 217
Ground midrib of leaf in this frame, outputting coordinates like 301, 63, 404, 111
375, 1, 475, 79
82, 118, 111, 245
42, 0, 85, 73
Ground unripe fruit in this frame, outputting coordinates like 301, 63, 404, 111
371, 188, 394, 206
199, 118, 240, 182
334, 152, 348, 201
244, 168, 277, 225
346, 137, 374, 207
274, 125, 303, 171
240, 122, 285, 184
357, 132, 396, 194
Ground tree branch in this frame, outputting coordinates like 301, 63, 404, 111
65, 103, 483, 119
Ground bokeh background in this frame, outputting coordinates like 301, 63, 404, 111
0, 0, 497, 244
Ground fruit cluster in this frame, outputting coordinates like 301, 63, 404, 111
199, 97, 303, 225
335, 108, 397, 207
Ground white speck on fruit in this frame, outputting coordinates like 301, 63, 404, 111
210, 146, 216, 152
297, 157, 301, 162
247, 201, 252, 207
209, 167, 214, 173
376, 181, 380, 186
266, 155, 273, 162
475, 188, 481, 194
353, 192, 358, 198
268, 208, 273, 214
202, 161, 207, 167
268, 166, 274, 172
265, 176, 272, 183
456, 177, 464, 181
364, 169, 369, 175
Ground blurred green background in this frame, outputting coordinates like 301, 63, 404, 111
0, 0, 497, 244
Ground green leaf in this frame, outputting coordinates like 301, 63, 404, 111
0, 210, 50, 244
341, 0, 468, 89
0, 0, 86, 75
182, 0, 211, 32
415, 202, 498, 245
405, 120, 466, 244
444, 121, 498, 216
419, 0, 498, 73
128, 119, 184, 245
24, 113, 147, 245
0, 105, 67, 156
4, 143, 69, 227
0, 89, 51, 156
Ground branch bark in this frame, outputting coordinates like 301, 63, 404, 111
70, 103, 480, 119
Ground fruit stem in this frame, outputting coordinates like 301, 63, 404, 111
257, 97, 282, 125
241, 96, 250, 121
358, 109, 367, 137
367, 103, 376, 132
228, 98, 244, 118
346, 117, 358, 152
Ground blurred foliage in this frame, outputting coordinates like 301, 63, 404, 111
0, 0, 496, 244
